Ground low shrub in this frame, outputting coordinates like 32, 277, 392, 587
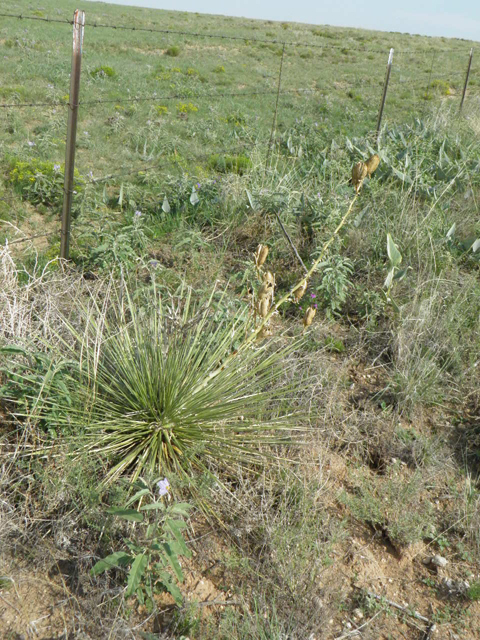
208, 153, 251, 174
7, 157, 84, 207
165, 45, 181, 57
90, 65, 116, 79
176, 102, 198, 114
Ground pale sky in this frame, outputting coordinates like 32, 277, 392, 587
85, 0, 480, 41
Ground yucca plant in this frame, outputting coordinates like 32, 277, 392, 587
5, 280, 304, 485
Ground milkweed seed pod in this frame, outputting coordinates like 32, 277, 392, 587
365, 153, 380, 177
254, 244, 269, 268
293, 279, 308, 303
257, 296, 270, 318
352, 161, 368, 194
258, 281, 274, 300
303, 305, 316, 328
263, 270, 275, 286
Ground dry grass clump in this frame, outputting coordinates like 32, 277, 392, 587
0, 245, 94, 347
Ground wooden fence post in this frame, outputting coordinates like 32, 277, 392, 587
60, 9, 85, 261
459, 48, 473, 112
376, 48, 394, 143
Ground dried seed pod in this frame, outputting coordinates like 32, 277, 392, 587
257, 297, 270, 318
258, 280, 274, 300
303, 305, 316, 328
365, 154, 380, 177
257, 325, 273, 340
263, 270, 275, 286
352, 161, 368, 194
293, 279, 308, 302
254, 244, 269, 268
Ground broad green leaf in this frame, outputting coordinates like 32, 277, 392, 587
162, 196, 170, 213
165, 519, 190, 556
387, 234, 402, 268
125, 488, 150, 507
107, 507, 144, 522
140, 502, 166, 512
245, 189, 256, 210
0, 346, 28, 355
157, 570, 183, 605
190, 187, 199, 205
126, 553, 149, 597
384, 268, 395, 290
136, 586, 145, 605
168, 503, 192, 517
460, 236, 478, 251
118, 183, 124, 207
90, 551, 132, 576
162, 542, 184, 582
393, 268, 409, 281
446, 223, 456, 239
472, 239, 480, 253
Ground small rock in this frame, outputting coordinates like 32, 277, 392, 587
432, 555, 448, 568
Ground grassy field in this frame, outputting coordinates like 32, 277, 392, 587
1, 1, 480, 639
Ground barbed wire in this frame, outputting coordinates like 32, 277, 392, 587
0, 11, 72, 26
0, 100, 67, 109
0, 86, 340, 110
0, 11, 475, 55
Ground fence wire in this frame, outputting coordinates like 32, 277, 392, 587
0, 86, 335, 110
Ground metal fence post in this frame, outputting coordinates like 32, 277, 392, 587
60, 9, 85, 261
376, 48, 394, 142
459, 48, 473, 112
265, 42, 286, 172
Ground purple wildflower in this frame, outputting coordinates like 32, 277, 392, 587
134, 210, 142, 218
310, 293, 316, 299
53, 164, 60, 172
157, 478, 170, 496
27, 141, 35, 147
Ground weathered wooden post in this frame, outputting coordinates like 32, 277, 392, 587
60, 9, 85, 260
376, 48, 394, 142
459, 48, 473, 112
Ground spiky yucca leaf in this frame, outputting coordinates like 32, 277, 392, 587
16, 282, 303, 484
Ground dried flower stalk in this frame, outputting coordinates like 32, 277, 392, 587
366, 154, 380, 177
254, 244, 269, 268
352, 161, 368, 194
293, 279, 307, 302
303, 305, 316, 328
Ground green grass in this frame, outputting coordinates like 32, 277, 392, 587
1, 2, 480, 639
